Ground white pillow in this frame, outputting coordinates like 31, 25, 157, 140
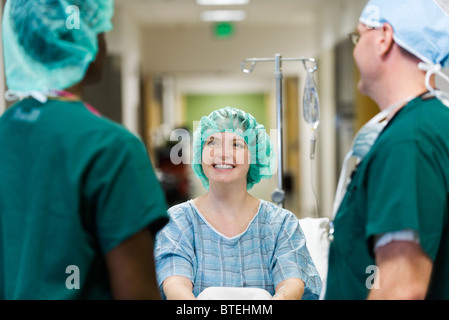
197, 287, 272, 300
298, 217, 330, 289
196, 218, 331, 301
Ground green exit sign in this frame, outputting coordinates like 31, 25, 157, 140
214, 22, 235, 39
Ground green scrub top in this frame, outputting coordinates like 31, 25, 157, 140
0, 99, 169, 299
325, 96, 449, 300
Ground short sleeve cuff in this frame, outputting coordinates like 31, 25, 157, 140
374, 229, 420, 252
156, 260, 194, 287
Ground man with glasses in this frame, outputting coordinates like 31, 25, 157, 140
325, 0, 449, 300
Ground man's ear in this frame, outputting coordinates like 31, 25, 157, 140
379, 23, 395, 56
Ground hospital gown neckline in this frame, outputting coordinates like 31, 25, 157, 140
188, 199, 263, 241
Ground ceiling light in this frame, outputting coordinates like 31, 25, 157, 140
196, 0, 250, 5
200, 10, 247, 22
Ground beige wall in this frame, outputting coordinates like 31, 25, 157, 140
140, 25, 317, 78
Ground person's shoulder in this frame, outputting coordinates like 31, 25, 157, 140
167, 200, 196, 219
424, 96, 449, 119
73, 104, 146, 147
387, 96, 449, 141
255, 200, 302, 240
44, 100, 136, 138
403, 95, 449, 119
259, 199, 298, 223
84, 111, 137, 139
162, 201, 197, 234
62, 100, 125, 126
168, 201, 190, 212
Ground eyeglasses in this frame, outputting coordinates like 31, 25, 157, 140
348, 27, 381, 46
348, 32, 361, 46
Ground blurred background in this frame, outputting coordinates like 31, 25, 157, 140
1, 0, 447, 219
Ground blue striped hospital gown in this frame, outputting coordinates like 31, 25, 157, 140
154, 199, 322, 300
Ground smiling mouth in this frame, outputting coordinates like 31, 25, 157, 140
213, 164, 235, 169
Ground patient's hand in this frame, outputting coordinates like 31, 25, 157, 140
163, 275, 196, 300
271, 278, 305, 300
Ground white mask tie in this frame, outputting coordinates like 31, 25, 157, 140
329, 96, 414, 241
418, 62, 449, 107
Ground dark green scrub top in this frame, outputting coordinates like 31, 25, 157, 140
0, 99, 168, 299
325, 96, 449, 300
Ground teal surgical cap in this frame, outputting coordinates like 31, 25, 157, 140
2, 0, 114, 98
192, 107, 276, 190
359, 0, 449, 68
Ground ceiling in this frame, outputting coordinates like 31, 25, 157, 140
115, 0, 324, 28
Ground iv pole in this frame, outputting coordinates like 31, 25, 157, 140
241, 53, 318, 208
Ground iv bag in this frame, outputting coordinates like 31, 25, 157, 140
303, 72, 320, 130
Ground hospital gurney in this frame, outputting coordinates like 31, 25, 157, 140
196, 216, 329, 300
197, 54, 329, 301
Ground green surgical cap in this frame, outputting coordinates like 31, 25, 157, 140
2, 0, 114, 95
192, 106, 276, 190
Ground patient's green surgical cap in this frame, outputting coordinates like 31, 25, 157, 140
2, 0, 114, 95
192, 107, 276, 190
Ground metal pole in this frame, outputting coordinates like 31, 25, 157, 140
0, 1, 5, 116
241, 55, 318, 207
274, 54, 284, 207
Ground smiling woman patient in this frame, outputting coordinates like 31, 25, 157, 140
154, 106, 322, 300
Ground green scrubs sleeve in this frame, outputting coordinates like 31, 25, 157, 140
365, 139, 446, 261
85, 134, 168, 253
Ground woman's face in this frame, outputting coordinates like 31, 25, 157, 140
201, 132, 251, 188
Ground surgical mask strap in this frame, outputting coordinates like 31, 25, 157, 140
4, 89, 101, 116
330, 96, 413, 221
418, 62, 449, 106
5, 90, 52, 103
